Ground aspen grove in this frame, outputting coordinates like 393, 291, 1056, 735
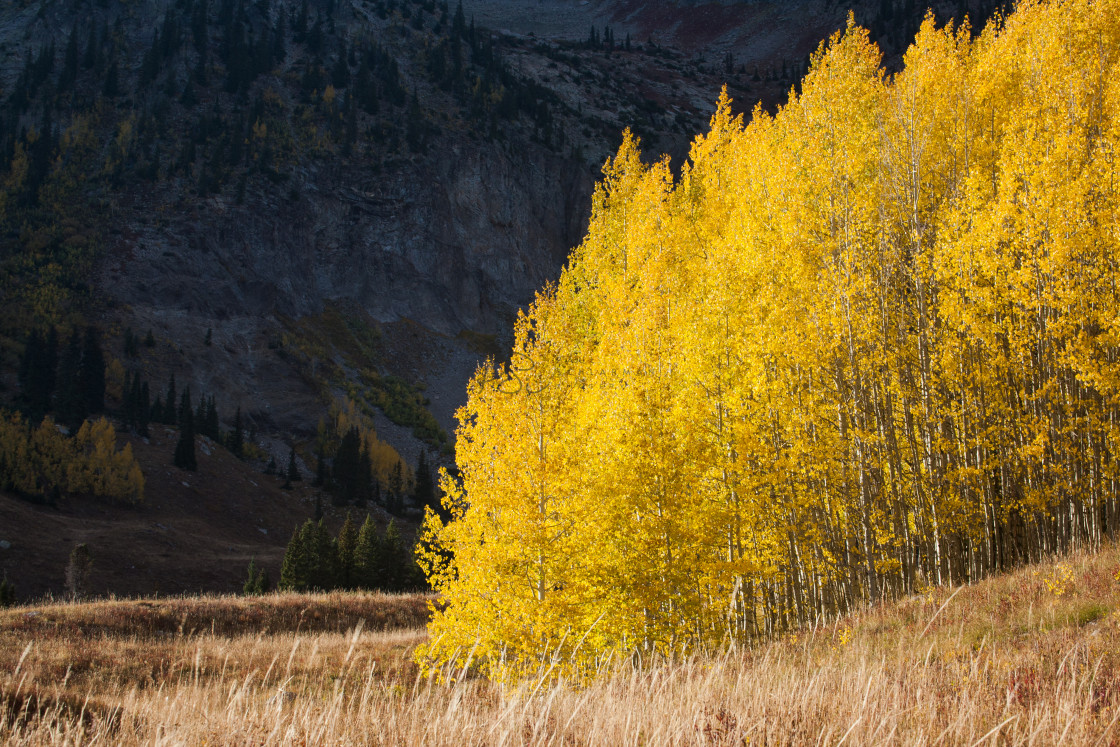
418, 0, 1120, 682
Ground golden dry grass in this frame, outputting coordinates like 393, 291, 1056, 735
3, 549, 1120, 745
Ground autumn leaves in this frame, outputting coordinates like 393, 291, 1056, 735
420, 0, 1120, 682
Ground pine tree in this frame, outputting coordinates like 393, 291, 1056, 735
313, 447, 328, 487
279, 523, 311, 591
287, 446, 301, 483
387, 460, 404, 513
123, 327, 138, 358
204, 396, 219, 440
309, 519, 338, 590
102, 56, 120, 97
380, 518, 406, 591
355, 443, 370, 507
0, 573, 16, 607
336, 511, 358, 588
79, 328, 105, 417
243, 557, 269, 594
354, 514, 380, 589
332, 426, 361, 505
227, 406, 244, 458
331, 40, 350, 88
19, 327, 57, 421
173, 387, 196, 470
55, 330, 86, 429
59, 28, 79, 91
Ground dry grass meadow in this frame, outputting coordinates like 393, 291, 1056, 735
3, 548, 1120, 745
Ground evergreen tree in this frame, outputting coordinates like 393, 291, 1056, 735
336, 511, 358, 588
227, 406, 244, 458
387, 460, 404, 513
59, 28, 79, 91
102, 56, 120, 97
82, 25, 97, 71
173, 387, 196, 470
355, 443, 371, 507
405, 89, 424, 152
452, 0, 465, 38
380, 519, 406, 591
279, 523, 312, 591
309, 519, 338, 590
287, 446, 301, 483
354, 514, 380, 589
80, 327, 105, 417
195, 397, 207, 436
204, 396, 219, 440
243, 557, 269, 594
123, 327, 139, 358
313, 447, 328, 487
0, 573, 15, 607
19, 327, 57, 421
139, 31, 161, 86
55, 330, 86, 429
332, 426, 361, 505
331, 40, 350, 88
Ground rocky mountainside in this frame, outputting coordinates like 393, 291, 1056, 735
0, 0, 1003, 480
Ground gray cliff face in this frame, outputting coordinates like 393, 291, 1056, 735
96, 137, 594, 445
110, 141, 591, 337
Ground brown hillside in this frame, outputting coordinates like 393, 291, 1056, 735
0, 426, 389, 602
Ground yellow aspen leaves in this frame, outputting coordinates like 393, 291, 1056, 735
0, 412, 144, 504
420, 0, 1120, 683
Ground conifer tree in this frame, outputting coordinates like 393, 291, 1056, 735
309, 519, 338, 590
59, 28, 79, 91
336, 511, 358, 588
204, 396, 219, 440
387, 460, 404, 513
55, 331, 86, 429
102, 57, 120, 97
80, 328, 105, 417
354, 514, 380, 589
287, 446, 301, 483
279, 523, 311, 591
0, 573, 15, 607
313, 447, 328, 487
243, 557, 269, 594
413, 449, 436, 514
380, 518, 406, 591
19, 327, 57, 421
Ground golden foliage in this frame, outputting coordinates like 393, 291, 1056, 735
0, 412, 144, 504
420, 0, 1120, 682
